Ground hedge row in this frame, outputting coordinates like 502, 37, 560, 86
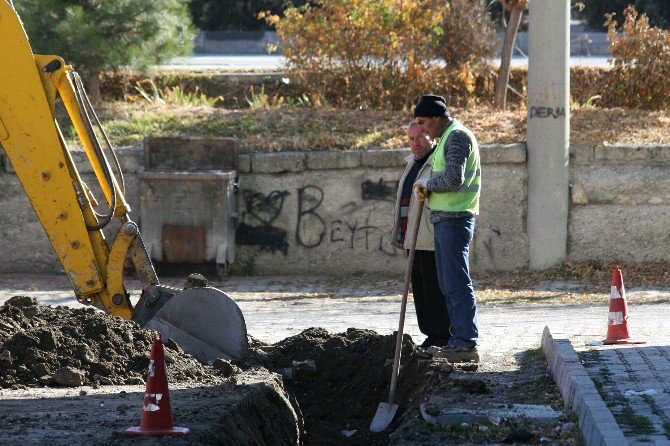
99, 65, 657, 110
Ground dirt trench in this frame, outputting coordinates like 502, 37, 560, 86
0, 297, 438, 445
238, 327, 438, 445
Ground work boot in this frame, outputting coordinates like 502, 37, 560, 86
433, 345, 479, 364
419, 336, 450, 350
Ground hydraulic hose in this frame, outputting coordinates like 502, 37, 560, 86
74, 73, 126, 196
70, 71, 116, 230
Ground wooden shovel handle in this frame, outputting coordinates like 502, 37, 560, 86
388, 199, 424, 403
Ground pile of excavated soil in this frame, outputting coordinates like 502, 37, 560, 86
238, 327, 442, 446
0, 296, 444, 445
0, 296, 213, 388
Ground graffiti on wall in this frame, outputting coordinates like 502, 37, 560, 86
238, 179, 400, 257
296, 186, 326, 248
361, 178, 397, 202
529, 106, 566, 119
236, 190, 290, 255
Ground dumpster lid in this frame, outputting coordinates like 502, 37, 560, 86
138, 170, 236, 180
145, 137, 239, 172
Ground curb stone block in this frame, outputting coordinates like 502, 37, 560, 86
480, 143, 526, 164
579, 420, 600, 445
541, 326, 628, 446
603, 435, 628, 446
594, 145, 651, 163
570, 144, 595, 164
361, 149, 409, 168
653, 146, 670, 163
252, 152, 305, 173
238, 154, 251, 173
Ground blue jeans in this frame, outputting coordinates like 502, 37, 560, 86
433, 215, 478, 348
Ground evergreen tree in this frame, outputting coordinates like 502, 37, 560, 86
16, 0, 196, 99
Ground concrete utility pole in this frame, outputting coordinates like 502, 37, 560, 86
526, 0, 570, 270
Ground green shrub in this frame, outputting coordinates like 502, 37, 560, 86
130, 79, 223, 107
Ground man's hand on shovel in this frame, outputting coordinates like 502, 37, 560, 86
413, 178, 429, 203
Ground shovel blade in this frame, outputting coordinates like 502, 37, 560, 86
370, 402, 399, 432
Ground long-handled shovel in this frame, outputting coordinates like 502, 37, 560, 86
370, 198, 424, 432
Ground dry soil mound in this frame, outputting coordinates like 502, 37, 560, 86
0, 296, 212, 388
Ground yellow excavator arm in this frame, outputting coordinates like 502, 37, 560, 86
0, 0, 247, 361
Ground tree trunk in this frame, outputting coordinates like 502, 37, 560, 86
499, 0, 507, 28
494, 6, 523, 110
84, 74, 102, 105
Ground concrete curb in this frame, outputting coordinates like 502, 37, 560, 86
541, 326, 629, 446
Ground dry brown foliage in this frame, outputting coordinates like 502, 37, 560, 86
264, 0, 496, 109
93, 101, 670, 152
605, 6, 670, 109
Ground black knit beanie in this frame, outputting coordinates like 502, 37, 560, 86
413, 94, 449, 118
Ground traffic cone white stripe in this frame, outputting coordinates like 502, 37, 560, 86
610, 285, 622, 299
608, 311, 625, 325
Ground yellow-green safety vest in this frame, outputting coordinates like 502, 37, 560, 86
428, 119, 481, 214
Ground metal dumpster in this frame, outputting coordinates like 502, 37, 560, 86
138, 137, 239, 280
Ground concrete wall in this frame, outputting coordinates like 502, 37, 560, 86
233, 145, 527, 275
195, 31, 282, 55
0, 144, 526, 275
1, 142, 668, 275
193, 28, 611, 57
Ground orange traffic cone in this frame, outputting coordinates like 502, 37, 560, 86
603, 267, 646, 345
124, 338, 189, 436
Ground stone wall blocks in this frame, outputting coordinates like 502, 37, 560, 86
570, 144, 595, 164
252, 152, 306, 173
569, 205, 670, 262
480, 143, 526, 164
361, 148, 409, 168
571, 184, 589, 204
652, 146, 670, 163
594, 145, 670, 164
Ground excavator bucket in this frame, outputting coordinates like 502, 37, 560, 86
133, 285, 248, 363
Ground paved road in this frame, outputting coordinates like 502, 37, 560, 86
1, 274, 667, 360
157, 55, 613, 71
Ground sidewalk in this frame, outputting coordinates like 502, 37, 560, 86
579, 343, 670, 445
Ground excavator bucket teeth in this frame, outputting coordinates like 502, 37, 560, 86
139, 287, 248, 363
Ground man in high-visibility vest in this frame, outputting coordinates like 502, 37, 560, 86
412, 94, 480, 364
